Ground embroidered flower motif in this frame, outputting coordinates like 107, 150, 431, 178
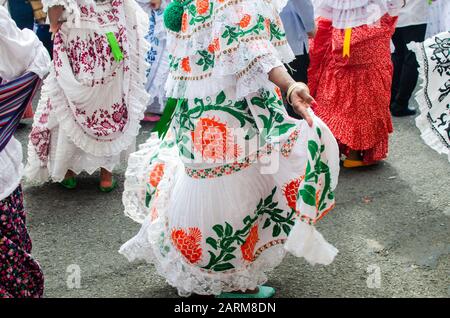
29, 127, 51, 163
241, 225, 259, 262
191, 117, 240, 161
149, 163, 165, 188
275, 87, 282, 100
181, 12, 188, 33
181, 57, 192, 73
265, 18, 271, 35
196, 0, 210, 15
283, 177, 304, 210
171, 227, 203, 264
208, 38, 220, 53
239, 14, 251, 28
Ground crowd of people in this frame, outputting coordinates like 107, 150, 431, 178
0, 0, 448, 298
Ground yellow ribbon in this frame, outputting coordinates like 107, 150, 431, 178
343, 28, 352, 58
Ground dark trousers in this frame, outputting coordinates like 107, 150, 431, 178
36, 24, 53, 58
285, 45, 310, 119
7, 0, 34, 30
391, 23, 427, 109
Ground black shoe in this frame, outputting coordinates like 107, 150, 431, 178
391, 108, 416, 117
390, 103, 417, 117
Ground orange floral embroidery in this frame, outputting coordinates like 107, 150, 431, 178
239, 14, 251, 28
241, 225, 259, 262
265, 18, 271, 34
275, 87, 282, 100
181, 57, 191, 72
208, 38, 220, 53
171, 227, 203, 264
283, 176, 304, 210
149, 163, 165, 188
181, 12, 188, 33
196, 0, 210, 14
191, 117, 240, 161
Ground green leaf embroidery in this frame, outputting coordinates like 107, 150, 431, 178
216, 91, 226, 104
213, 263, 234, 272
206, 237, 217, 250
300, 184, 316, 206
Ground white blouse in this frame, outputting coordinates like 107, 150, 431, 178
0, 6, 50, 200
0, 138, 23, 201
397, 0, 428, 28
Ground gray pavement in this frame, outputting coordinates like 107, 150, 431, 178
14, 94, 449, 298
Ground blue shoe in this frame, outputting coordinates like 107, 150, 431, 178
216, 286, 275, 299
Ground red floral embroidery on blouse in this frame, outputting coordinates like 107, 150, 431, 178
239, 14, 251, 28
196, 0, 210, 15
191, 117, 240, 161
181, 57, 192, 73
208, 38, 220, 53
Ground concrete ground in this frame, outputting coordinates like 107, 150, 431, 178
14, 93, 449, 298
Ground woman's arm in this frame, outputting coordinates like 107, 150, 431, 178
47, 5, 64, 33
268, 66, 314, 127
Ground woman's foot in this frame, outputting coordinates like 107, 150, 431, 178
60, 170, 77, 189
99, 168, 117, 192
216, 286, 275, 298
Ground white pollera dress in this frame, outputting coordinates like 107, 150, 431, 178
120, 0, 340, 297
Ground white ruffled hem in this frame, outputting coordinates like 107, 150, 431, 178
313, 0, 402, 28
166, 52, 291, 100
409, 40, 450, 162
284, 221, 338, 266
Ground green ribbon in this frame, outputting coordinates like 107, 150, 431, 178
152, 98, 184, 139
106, 32, 124, 62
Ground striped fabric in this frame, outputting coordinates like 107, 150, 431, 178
0, 72, 40, 152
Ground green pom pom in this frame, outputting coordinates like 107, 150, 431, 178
164, 1, 185, 33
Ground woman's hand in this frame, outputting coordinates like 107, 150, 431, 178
289, 83, 314, 127
48, 5, 64, 34
268, 66, 315, 127
150, 0, 162, 10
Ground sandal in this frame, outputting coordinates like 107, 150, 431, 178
343, 159, 377, 168
60, 177, 77, 189
99, 179, 118, 193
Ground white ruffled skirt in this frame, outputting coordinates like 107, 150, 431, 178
120, 112, 340, 296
